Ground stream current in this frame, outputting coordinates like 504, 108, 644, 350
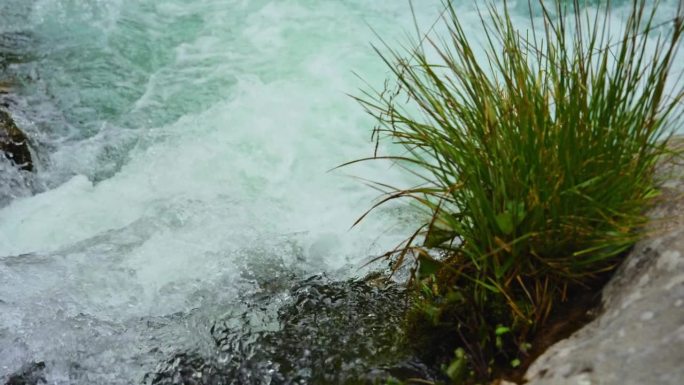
1, 1, 682, 384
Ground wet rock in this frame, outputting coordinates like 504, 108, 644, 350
146, 275, 438, 385
0, 31, 34, 70
3, 361, 46, 385
0, 108, 32, 171
523, 154, 684, 385
0, 81, 10, 94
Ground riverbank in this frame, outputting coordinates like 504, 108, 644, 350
521, 145, 684, 385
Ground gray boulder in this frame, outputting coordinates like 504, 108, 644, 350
523, 154, 684, 385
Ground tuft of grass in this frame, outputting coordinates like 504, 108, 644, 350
352, 0, 684, 382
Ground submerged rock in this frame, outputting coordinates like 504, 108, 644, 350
0, 31, 34, 70
523, 154, 684, 385
0, 108, 32, 171
0, 80, 10, 94
146, 275, 438, 385
3, 361, 46, 385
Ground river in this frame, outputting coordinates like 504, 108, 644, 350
1, 1, 682, 384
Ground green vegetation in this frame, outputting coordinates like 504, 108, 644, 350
352, 0, 684, 383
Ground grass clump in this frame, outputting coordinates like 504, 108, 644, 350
352, 0, 684, 382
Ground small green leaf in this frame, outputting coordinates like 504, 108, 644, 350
511, 358, 521, 368
496, 335, 503, 349
420, 282, 433, 297
417, 254, 442, 278
520, 342, 532, 353
445, 348, 467, 382
495, 211, 514, 235
506, 200, 526, 225
495, 325, 511, 336
424, 227, 457, 247
420, 304, 441, 325
445, 290, 465, 304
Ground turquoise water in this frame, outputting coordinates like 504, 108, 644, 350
0, 1, 682, 383
0, 0, 447, 255
0, 1, 445, 382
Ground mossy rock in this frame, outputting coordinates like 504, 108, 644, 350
0, 108, 32, 171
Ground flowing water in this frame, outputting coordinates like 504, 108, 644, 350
0, 1, 682, 384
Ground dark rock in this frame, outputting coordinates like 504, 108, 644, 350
4, 362, 46, 385
0, 31, 35, 70
146, 275, 439, 385
0, 108, 32, 171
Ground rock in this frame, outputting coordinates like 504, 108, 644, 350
523, 153, 684, 385
0, 31, 34, 69
0, 108, 32, 171
3, 361, 46, 385
0, 81, 10, 94
146, 275, 440, 385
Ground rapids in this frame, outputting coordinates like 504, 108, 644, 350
0, 1, 682, 384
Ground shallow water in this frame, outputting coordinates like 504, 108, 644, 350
0, 1, 682, 384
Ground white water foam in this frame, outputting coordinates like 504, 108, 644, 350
1, 1, 444, 382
